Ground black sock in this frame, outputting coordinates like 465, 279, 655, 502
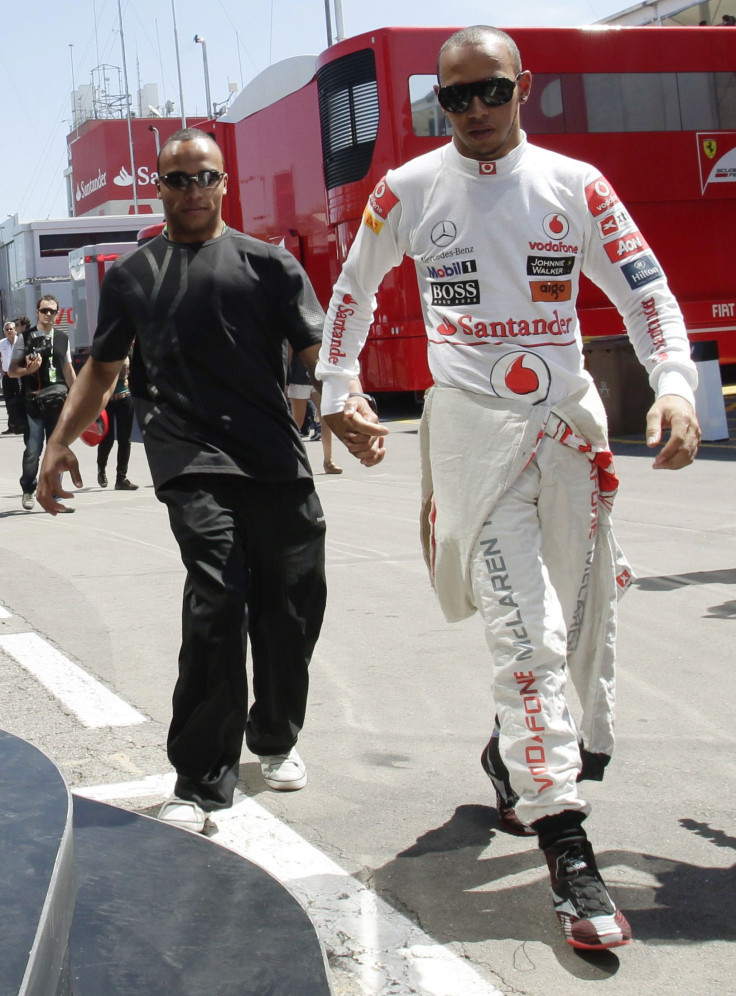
532, 810, 587, 851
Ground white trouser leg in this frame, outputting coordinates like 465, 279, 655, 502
470, 437, 599, 825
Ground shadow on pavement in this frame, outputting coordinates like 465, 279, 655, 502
369, 804, 736, 980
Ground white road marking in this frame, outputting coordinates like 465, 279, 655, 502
75, 773, 175, 801
0, 605, 12, 618
0, 632, 147, 729
77, 778, 503, 996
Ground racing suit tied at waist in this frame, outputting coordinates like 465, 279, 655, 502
420, 385, 633, 756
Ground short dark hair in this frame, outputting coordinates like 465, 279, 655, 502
157, 128, 222, 173
36, 294, 59, 311
437, 26, 522, 82
13, 315, 30, 329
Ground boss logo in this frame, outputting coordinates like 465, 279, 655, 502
429, 279, 480, 306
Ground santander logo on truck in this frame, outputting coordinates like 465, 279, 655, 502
76, 165, 158, 202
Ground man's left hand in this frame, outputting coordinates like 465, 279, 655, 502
646, 394, 701, 469
323, 397, 389, 467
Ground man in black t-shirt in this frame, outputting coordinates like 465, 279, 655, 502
9, 295, 76, 511
37, 128, 386, 832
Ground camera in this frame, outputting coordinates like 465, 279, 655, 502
28, 330, 53, 359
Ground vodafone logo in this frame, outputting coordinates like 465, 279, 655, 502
542, 214, 569, 241
369, 176, 399, 220
586, 176, 621, 217
490, 351, 550, 404
479, 162, 497, 175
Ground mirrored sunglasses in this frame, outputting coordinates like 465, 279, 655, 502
158, 170, 225, 190
437, 76, 520, 114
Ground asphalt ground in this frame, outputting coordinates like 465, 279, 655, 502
0, 394, 734, 996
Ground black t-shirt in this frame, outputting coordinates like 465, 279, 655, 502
14, 326, 70, 400
91, 229, 324, 488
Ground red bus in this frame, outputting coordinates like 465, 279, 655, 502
216, 25, 736, 393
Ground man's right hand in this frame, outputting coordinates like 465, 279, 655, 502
323, 397, 389, 467
37, 442, 83, 514
22, 354, 42, 375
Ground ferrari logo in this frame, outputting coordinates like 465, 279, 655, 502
703, 139, 717, 160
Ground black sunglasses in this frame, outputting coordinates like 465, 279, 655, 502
39, 307, 59, 315
158, 170, 225, 191
437, 75, 521, 114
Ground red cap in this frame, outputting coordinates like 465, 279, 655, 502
80, 410, 109, 446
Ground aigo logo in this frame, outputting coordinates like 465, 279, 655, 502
542, 214, 569, 241
490, 350, 550, 403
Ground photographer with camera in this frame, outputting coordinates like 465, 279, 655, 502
9, 295, 76, 511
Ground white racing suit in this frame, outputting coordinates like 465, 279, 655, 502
317, 135, 697, 824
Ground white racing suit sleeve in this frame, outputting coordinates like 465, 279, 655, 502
316, 176, 406, 415
580, 174, 697, 407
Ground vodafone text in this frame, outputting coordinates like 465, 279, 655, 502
436, 310, 574, 340
513, 671, 554, 792
479, 535, 554, 794
528, 240, 579, 255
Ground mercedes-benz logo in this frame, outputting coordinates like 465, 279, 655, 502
431, 221, 457, 247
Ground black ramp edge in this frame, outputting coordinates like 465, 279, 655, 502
70, 796, 333, 995
0, 730, 76, 996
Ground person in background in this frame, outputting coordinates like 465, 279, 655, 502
12, 316, 31, 437
1, 321, 23, 434
287, 352, 343, 474
96, 354, 138, 491
9, 296, 76, 511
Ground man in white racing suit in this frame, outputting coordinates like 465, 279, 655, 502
317, 26, 700, 950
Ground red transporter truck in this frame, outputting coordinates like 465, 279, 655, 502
216, 25, 736, 395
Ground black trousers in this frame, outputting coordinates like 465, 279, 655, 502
2, 373, 23, 431
97, 394, 134, 479
157, 474, 326, 810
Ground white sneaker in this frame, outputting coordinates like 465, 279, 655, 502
259, 748, 307, 791
21, 492, 35, 511
157, 796, 207, 832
